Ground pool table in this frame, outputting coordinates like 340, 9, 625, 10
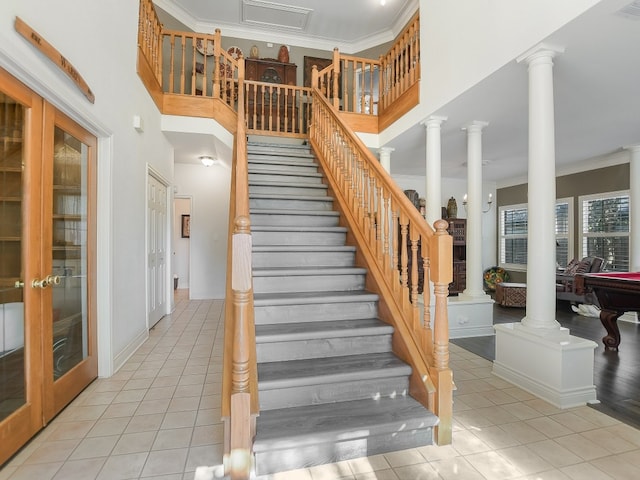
575, 272, 640, 351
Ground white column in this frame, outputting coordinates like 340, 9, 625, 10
493, 44, 597, 409
421, 116, 447, 226
461, 121, 490, 299
378, 147, 394, 174
520, 48, 561, 330
627, 145, 640, 272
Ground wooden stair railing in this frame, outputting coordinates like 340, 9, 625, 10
308, 84, 453, 445
222, 58, 258, 480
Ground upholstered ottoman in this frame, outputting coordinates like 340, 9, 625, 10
495, 282, 527, 307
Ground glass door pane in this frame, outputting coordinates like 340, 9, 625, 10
0, 93, 25, 421
51, 127, 88, 379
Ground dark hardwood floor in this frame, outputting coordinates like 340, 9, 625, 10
451, 300, 640, 429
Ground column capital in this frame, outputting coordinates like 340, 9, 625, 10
516, 43, 564, 65
420, 115, 447, 128
462, 120, 489, 133
378, 147, 395, 155
624, 144, 640, 154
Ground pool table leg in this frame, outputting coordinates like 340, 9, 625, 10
599, 309, 621, 351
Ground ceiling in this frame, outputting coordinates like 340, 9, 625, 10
157, 0, 640, 186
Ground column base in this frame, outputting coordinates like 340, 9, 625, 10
493, 323, 598, 408
423, 295, 494, 338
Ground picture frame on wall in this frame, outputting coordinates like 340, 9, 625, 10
181, 214, 190, 238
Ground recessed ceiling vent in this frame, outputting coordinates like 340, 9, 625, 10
617, 1, 640, 19
242, 0, 312, 32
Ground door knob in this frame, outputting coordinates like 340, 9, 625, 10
14, 280, 24, 288
32, 277, 49, 288
45, 275, 61, 285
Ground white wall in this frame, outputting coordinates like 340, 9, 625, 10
380, 0, 601, 144
0, 0, 174, 375
174, 163, 231, 299
393, 174, 497, 269
173, 197, 191, 289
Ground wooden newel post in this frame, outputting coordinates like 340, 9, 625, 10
429, 218, 453, 445
229, 215, 253, 479
213, 28, 222, 99
332, 47, 340, 109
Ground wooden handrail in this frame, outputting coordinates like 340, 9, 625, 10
309, 89, 453, 445
222, 58, 257, 480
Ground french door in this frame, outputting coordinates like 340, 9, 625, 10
0, 69, 97, 465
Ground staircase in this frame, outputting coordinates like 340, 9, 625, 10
248, 141, 439, 476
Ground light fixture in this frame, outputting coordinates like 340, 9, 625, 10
463, 193, 493, 213
199, 155, 215, 167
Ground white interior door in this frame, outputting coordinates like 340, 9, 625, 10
147, 172, 168, 328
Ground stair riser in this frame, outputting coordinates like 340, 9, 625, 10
254, 427, 434, 475
257, 334, 392, 363
249, 184, 328, 196
253, 251, 354, 268
252, 231, 345, 246
249, 172, 322, 184
250, 198, 334, 211
254, 301, 378, 325
248, 162, 317, 174
251, 213, 339, 227
248, 147, 311, 157
253, 274, 365, 294
248, 154, 315, 164
259, 377, 408, 411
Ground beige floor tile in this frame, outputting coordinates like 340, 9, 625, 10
554, 433, 610, 461
392, 463, 440, 480
259, 467, 313, 480
590, 454, 640, 480
112, 388, 147, 404
96, 452, 148, 480
45, 420, 96, 441
68, 435, 119, 461
498, 421, 548, 444
51, 457, 106, 480
137, 398, 171, 415
454, 392, 495, 409
191, 423, 224, 447
415, 444, 459, 462
600, 424, 640, 448
568, 406, 620, 428
559, 462, 614, 480
502, 387, 537, 402
152, 427, 194, 450
429, 456, 485, 480
451, 429, 492, 456
465, 450, 523, 479
152, 375, 181, 388
101, 401, 140, 419
124, 413, 165, 433
3, 462, 63, 480
496, 445, 552, 475
525, 416, 573, 438
175, 384, 205, 398
383, 448, 426, 468
347, 454, 391, 474
500, 402, 542, 421
308, 460, 353, 480
20, 438, 80, 465
112, 431, 157, 455
514, 469, 571, 480
161, 411, 197, 430
56, 404, 109, 422
522, 399, 564, 416
86, 417, 130, 437
75, 391, 118, 406
526, 439, 583, 468
141, 448, 189, 477
472, 425, 521, 449
145, 386, 178, 400
168, 396, 201, 412
548, 412, 599, 433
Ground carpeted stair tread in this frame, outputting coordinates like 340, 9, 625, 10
255, 318, 392, 343
253, 290, 378, 305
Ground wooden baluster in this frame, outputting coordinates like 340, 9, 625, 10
410, 225, 420, 328
332, 47, 340, 109
391, 204, 399, 292
421, 240, 433, 364
400, 213, 409, 290
383, 192, 391, 272
179, 39, 186, 94
168, 36, 175, 94
369, 174, 376, 246
362, 166, 370, 232
376, 182, 383, 262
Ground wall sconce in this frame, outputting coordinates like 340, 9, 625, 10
463, 193, 493, 213
199, 155, 215, 167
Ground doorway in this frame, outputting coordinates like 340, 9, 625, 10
173, 197, 191, 296
0, 68, 98, 464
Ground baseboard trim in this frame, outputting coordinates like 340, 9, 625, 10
113, 328, 149, 374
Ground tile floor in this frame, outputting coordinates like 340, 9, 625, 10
2, 293, 640, 479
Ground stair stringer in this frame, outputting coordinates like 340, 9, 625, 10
309, 144, 438, 418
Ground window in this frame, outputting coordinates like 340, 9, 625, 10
579, 191, 630, 272
499, 199, 573, 270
